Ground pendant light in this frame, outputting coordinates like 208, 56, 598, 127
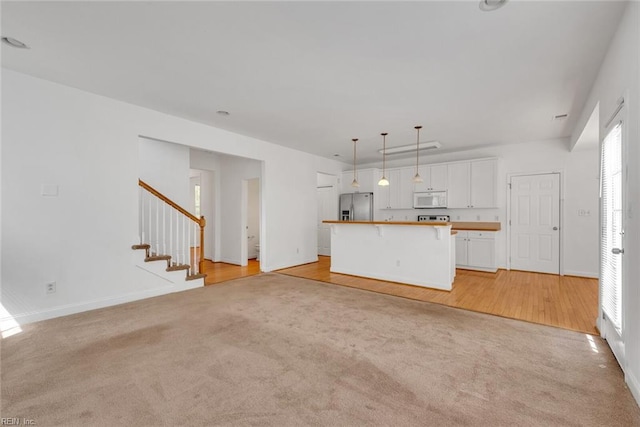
412, 125, 424, 183
351, 138, 360, 188
378, 133, 390, 186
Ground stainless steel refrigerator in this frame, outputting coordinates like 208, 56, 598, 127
339, 193, 374, 221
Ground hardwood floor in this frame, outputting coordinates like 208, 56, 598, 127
202, 259, 261, 285
277, 256, 599, 335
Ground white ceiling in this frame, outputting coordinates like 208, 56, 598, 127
1, 1, 625, 164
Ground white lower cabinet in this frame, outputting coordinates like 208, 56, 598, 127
455, 231, 497, 272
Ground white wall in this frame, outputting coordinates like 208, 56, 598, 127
1, 69, 344, 325
571, 1, 640, 406
363, 138, 600, 277
139, 137, 190, 208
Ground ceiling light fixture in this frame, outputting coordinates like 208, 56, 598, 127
378, 133, 390, 187
216, 110, 230, 116
351, 138, 360, 188
1, 37, 29, 49
413, 126, 424, 183
378, 141, 441, 155
479, 0, 508, 12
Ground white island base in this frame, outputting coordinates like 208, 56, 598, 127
324, 221, 456, 291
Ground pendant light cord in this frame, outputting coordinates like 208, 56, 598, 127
415, 126, 421, 173
382, 133, 387, 176
352, 138, 358, 182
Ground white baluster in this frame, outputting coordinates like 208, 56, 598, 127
188, 218, 192, 275
163, 202, 167, 257
148, 191, 152, 251
140, 188, 146, 245
155, 198, 160, 255
182, 215, 186, 267
194, 221, 198, 274
169, 208, 173, 264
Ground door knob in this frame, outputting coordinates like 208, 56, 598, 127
553, 227, 558, 230
612, 248, 624, 255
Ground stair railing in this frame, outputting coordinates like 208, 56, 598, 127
138, 179, 206, 276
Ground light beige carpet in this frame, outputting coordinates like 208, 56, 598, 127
2, 273, 639, 426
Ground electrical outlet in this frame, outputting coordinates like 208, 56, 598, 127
495, 215, 499, 221
46, 282, 56, 294
396, 260, 400, 267
476, 215, 481, 221
296, 248, 299, 254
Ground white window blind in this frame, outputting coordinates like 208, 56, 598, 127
600, 121, 623, 333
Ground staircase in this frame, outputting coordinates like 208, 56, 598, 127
133, 179, 207, 286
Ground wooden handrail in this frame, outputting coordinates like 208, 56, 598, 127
139, 179, 206, 273
139, 179, 204, 227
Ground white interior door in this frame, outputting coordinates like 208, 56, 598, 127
600, 120, 625, 367
317, 187, 336, 256
509, 173, 560, 274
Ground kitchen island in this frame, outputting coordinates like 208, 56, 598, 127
323, 221, 456, 291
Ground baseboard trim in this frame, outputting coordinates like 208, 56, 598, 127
626, 368, 640, 408
563, 270, 598, 279
1, 283, 201, 327
330, 266, 451, 291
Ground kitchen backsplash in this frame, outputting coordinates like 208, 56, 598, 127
379, 208, 501, 223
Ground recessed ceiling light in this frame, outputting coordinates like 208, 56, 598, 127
378, 141, 442, 155
479, 0, 508, 12
2, 37, 30, 49
216, 110, 230, 116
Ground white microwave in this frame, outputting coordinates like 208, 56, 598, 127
414, 191, 447, 209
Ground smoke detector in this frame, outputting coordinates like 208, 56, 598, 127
2, 37, 29, 49
479, 0, 508, 12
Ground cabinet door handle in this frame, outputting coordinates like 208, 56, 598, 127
553, 226, 558, 230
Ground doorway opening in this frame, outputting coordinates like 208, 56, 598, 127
317, 172, 338, 257
246, 177, 261, 264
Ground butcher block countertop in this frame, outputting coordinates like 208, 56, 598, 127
322, 220, 458, 234
323, 220, 450, 226
450, 222, 501, 231
323, 220, 500, 232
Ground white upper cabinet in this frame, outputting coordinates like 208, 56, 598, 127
447, 159, 497, 208
379, 168, 414, 209
341, 169, 377, 194
414, 164, 448, 192
470, 159, 497, 208
447, 162, 471, 208
398, 168, 415, 208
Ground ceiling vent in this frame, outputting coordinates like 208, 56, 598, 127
553, 114, 569, 121
378, 141, 441, 155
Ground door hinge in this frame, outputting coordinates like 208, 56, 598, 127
508, 183, 512, 189
509, 220, 511, 226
